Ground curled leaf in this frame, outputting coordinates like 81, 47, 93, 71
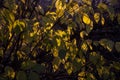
80, 31, 88, 39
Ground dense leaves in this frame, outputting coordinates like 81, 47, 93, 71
0, 0, 120, 80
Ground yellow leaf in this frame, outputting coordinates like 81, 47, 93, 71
9, 13, 15, 23
33, 22, 39, 27
56, 30, 66, 37
82, 0, 92, 6
101, 17, 105, 25
30, 32, 34, 37
53, 48, 58, 57
56, 38, 61, 46
94, 12, 100, 23
21, 0, 25, 4
55, 0, 66, 17
98, 3, 108, 10
80, 31, 88, 39
10, 71, 15, 79
81, 42, 88, 52
83, 13, 91, 25
78, 72, 85, 79
5, 66, 15, 79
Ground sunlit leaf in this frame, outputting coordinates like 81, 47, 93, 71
21, 0, 25, 4
34, 22, 40, 27
5, 66, 15, 79
53, 48, 58, 57
78, 71, 85, 78
72, 2, 80, 13
9, 13, 15, 23
82, 13, 91, 25
101, 17, 105, 25
81, 42, 88, 52
55, 0, 66, 17
36, 5, 44, 15
80, 31, 88, 39
64, 62, 73, 75
82, 0, 92, 6
94, 12, 100, 23
56, 38, 61, 46
98, 3, 108, 10
13, 20, 26, 33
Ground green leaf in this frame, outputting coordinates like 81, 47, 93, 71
9, 13, 15, 23
21, 61, 36, 70
28, 72, 40, 80
113, 62, 120, 70
32, 64, 45, 73
0, 76, 8, 80
89, 52, 98, 64
52, 57, 61, 71
55, 0, 66, 17
72, 58, 82, 72
99, 39, 114, 52
16, 71, 27, 80
58, 49, 66, 59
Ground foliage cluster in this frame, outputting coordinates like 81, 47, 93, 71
0, 0, 120, 80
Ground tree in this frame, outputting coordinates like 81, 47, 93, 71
0, 0, 120, 80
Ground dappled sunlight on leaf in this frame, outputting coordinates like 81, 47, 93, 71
52, 57, 61, 72
5, 66, 15, 79
0, 0, 120, 79
64, 62, 73, 75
